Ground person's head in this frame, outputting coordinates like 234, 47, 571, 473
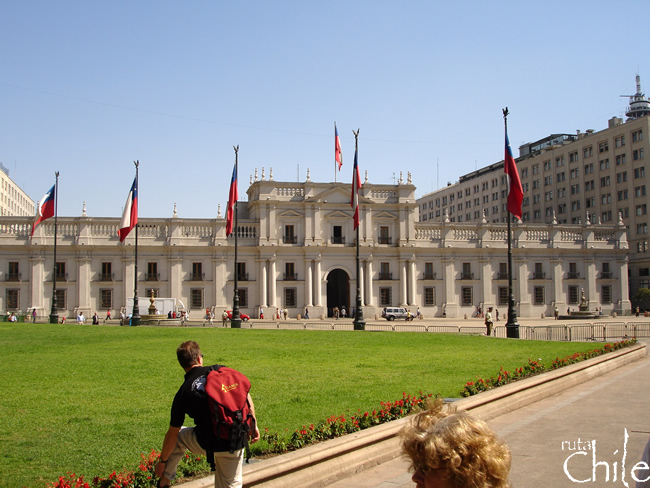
400, 397, 511, 488
176, 341, 203, 370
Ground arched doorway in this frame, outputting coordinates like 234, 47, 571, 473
326, 268, 350, 317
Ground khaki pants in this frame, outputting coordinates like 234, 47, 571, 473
163, 427, 244, 488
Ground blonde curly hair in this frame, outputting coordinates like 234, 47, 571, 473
400, 397, 511, 488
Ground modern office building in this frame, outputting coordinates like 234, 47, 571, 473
0, 162, 35, 217
417, 76, 650, 298
0, 170, 630, 320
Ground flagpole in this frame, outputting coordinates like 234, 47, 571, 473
49, 171, 59, 324
334, 122, 337, 183
131, 160, 141, 326
503, 109, 519, 338
352, 129, 365, 331
231, 145, 242, 329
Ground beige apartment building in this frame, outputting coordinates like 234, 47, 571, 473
0, 170, 630, 320
417, 77, 650, 298
0, 162, 35, 217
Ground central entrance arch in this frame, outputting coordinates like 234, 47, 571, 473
326, 268, 350, 317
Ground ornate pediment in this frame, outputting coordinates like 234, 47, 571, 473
324, 210, 351, 220
277, 209, 304, 218
374, 211, 397, 220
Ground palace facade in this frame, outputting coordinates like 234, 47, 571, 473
0, 173, 631, 319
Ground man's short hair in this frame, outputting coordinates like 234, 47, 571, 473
177, 341, 202, 369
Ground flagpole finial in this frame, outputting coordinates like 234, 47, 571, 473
502, 107, 509, 119
352, 128, 360, 140
134, 160, 139, 168
55, 171, 60, 178
234, 145, 239, 155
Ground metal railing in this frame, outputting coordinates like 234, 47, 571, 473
213, 320, 650, 341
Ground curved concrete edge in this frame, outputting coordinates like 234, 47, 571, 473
178, 343, 647, 488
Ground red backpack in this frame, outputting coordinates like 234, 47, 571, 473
203, 366, 256, 464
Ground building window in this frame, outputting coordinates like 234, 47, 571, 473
236, 262, 247, 281
461, 263, 473, 280
332, 225, 344, 244
284, 224, 297, 244
378, 226, 391, 245
568, 286, 579, 305
599, 159, 610, 170
636, 204, 647, 216
601, 193, 611, 205
616, 154, 626, 166
534, 263, 544, 280
379, 287, 392, 306
190, 289, 204, 309
146, 262, 159, 281
424, 287, 435, 306
534, 286, 545, 305
633, 149, 645, 161
498, 287, 509, 306
191, 262, 204, 281
636, 186, 647, 197
635, 167, 645, 179
616, 172, 627, 183
424, 262, 435, 280
100, 289, 113, 309
618, 190, 628, 201
615, 136, 625, 148
7, 261, 19, 281
55, 262, 67, 281
569, 152, 579, 163
601, 262, 612, 279
55, 289, 66, 310
284, 262, 297, 281
599, 141, 609, 153
584, 163, 594, 174
601, 285, 612, 304
600, 176, 610, 187
101, 262, 113, 281
461, 287, 473, 306
6, 289, 19, 310
379, 262, 391, 280
583, 146, 593, 158
638, 223, 648, 235
284, 287, 297, 308
632, 130, 643, 143
238, 288, 248, 308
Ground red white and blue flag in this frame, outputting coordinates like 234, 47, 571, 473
351, 145, 362, 230
226, 163, 238, 236
504, 130, 523, 219
118, 177, 138, 242
335, 123, 343, 171
31, 185, 55, 236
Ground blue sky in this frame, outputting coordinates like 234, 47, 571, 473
1, 1, 646, 218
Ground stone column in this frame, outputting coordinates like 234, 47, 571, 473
258, 259, 267, 308
29, 254, 46, 312
315, 258, 322, 306
409, 258, 417, 305
400, 259, 407, 306
269, 257, 277, 308
305, 259, 313, 307
585, 257, 597, 308
366, 258, 373, 306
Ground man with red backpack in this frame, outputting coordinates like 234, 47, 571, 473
154, 341, 260, 488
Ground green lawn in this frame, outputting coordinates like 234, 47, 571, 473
0, 323, 603, 487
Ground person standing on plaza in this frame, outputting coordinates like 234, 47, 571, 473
32, 308, 37, 323
222, 310, 228, 327
154, 341, 260, 488
106, 310, 111, 321
485, 307, 493, 336
77, 311, 85, 324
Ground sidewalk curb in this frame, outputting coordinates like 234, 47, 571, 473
178, 343, 647, 488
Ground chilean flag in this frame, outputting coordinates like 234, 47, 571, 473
31, 185, 56, 236
504, 130, 523, 219
335, 123, 343, 171
351, 145, 362, 230
118, 177, 138, 242
226, 163, 238, 236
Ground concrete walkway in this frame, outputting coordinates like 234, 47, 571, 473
328, 339, 650, 488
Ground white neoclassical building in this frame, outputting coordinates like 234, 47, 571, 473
0, 172, 631, 319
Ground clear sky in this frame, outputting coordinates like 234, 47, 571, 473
1, 1, 646, 218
